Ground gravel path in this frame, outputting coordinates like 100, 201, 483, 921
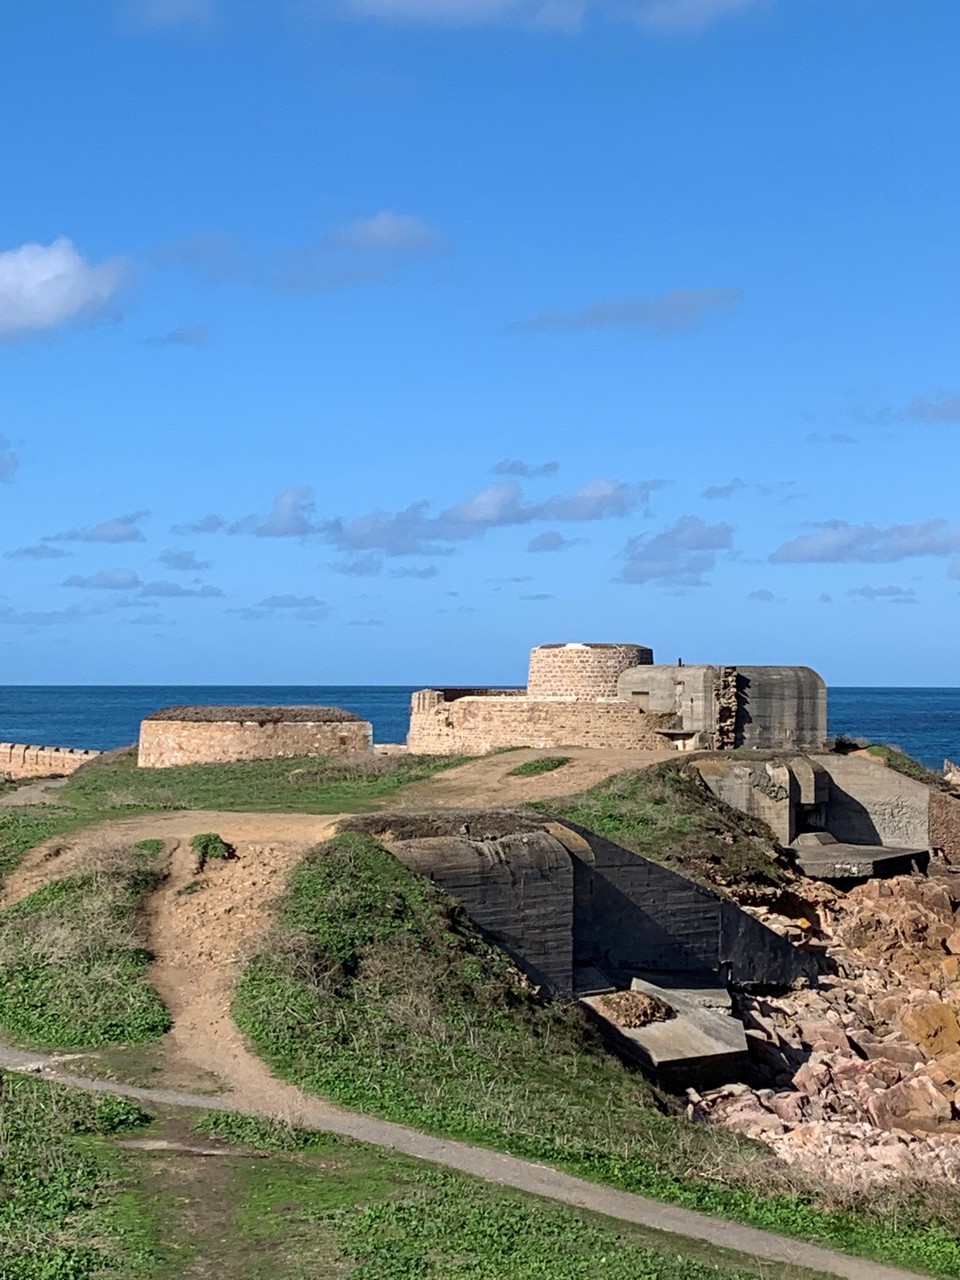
0, 1042, 932, 1280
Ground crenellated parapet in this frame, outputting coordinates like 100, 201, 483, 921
0, 743, 101, 780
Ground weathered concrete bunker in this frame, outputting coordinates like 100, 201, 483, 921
407, 642, 827, 755
138, 705, 373, 768
344, 810, 816, 997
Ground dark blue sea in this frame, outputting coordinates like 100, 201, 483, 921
0, 686, 958, 771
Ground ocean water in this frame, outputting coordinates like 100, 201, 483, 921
0, 685, 958, 771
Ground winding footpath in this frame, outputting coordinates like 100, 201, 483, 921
0, 1040, 932, 1280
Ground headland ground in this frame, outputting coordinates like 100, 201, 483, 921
2, 742, 960, 1278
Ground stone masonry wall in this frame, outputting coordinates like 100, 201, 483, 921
0, 743, 101, 780
930, 791, 960, 863
138, 717, 372, 768
407, 691, 675, 754
527, 642, 653, 699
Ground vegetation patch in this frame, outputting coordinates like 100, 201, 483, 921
190, 831, 235, 870
0, 1070, 154, 1280
864, 743, 951, 790
538, 762, 790, 891
0, 843, 170, 1048
0, 807, 89, 882
59, 747, 469, 816
507, 755, 571, 777
233, 831, 960, 1276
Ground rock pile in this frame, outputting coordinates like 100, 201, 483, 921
696, 872, 960, 1188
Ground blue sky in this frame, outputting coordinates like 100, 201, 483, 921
1, 0, 958, 687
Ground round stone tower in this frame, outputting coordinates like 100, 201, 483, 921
526, 643, 653, 700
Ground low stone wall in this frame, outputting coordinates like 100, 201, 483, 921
407, 690, 676, 754
138, 717, 372, 768
0, 743, 101, 780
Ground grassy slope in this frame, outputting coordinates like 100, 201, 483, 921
1, 1072, 811, 1280
0, 1072, 155, 1280
537, 761, 790, 891
0, 849, 170, 1048
0, 749, 467, 886
233, 832, 960, 1278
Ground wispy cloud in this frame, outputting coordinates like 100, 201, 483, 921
0, 238, 128, 340
62, 568, 142, 590
748, 587, 780, 603
770, 519, 960, 565
509, 287, 741, 335
4, 544, 71, 561
143, 322, 209, 347
849, 584, 918, 603
491, 459, 559, 478
140, 580, 224, 597
805, 432, 859, 445
230, 486, 317, 538
861, 392, 960, 426
341, 0, 767, 32
390, 565, 439, 579
617, 514, 733, 586
125, 0, 214, 28
0, 601, 112, 626
331, 554, 384, 577
0, 435, 18, 481
47, 511, 149, 544
158, 548, 211, 571
701, 477, 746, 500
527, 531, 581, 552
320, 477, 662, 556
327, 211, 444, 256
170, 512, 225, 535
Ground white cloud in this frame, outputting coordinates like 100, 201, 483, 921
230, 486, 317, 538
62, 568, 142, 590
770, 519, 960, 565
0, 238, 127, 340
492, 459, 560, 478
144, 322, 209, 347
4, 544, 71, 561
617, 514, 733, 586
140, 580, 224, 597
158, 548, 211, 571
510, 287, 741, 336
637, 0, 765, 33
47, 511, 149, 544
701, 477, 746, 500
170, 513, 225, 535
849, 584, 918, 603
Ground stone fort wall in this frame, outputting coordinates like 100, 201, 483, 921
407, 689, 674, 755
138, 717, 372, 768
527, 642, 653, 699
0, 743, 101, 781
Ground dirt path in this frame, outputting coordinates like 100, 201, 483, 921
142, 823, 340, 1114
0, 810, 345, 910
0, 1042, 929, 1280
393, 746, 675, 809
0, 776, 69, 808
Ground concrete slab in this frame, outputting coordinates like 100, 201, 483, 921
791, 832, 927, 881
581, 974, 749, 1090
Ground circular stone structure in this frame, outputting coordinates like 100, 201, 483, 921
137, 705, 373, 769
526, 643, 653, 700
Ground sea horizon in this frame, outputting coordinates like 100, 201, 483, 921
2, 684, 958, 771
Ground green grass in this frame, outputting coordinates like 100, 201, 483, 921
190, 1113, 824, 1280
57, 746, 468, 815
536, 762, 789, 890
0, 807, 90, 880
0, 846, 171, 1049
507, 754, 571, 777
233, 830, 960, 1278
864, 743, 950, 789
0, 1070, 155, 1280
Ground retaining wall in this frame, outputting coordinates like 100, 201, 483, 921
138, 718, 372, 768
407, 690, 675, 755
0, 743, 100, 780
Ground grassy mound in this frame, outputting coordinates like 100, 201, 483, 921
0, 1071, 152, 1280
234, 832, 960, 1276
864, 743, 951, 790
0, 844, 170, 1048
538, 762, 790, 891
59, 747, 467, 816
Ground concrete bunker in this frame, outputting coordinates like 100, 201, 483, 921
138, 705, 373, 768
407, 642, 828, 756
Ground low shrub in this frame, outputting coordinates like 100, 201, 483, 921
507, 755, 571, 777
190, 831, 235, 870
